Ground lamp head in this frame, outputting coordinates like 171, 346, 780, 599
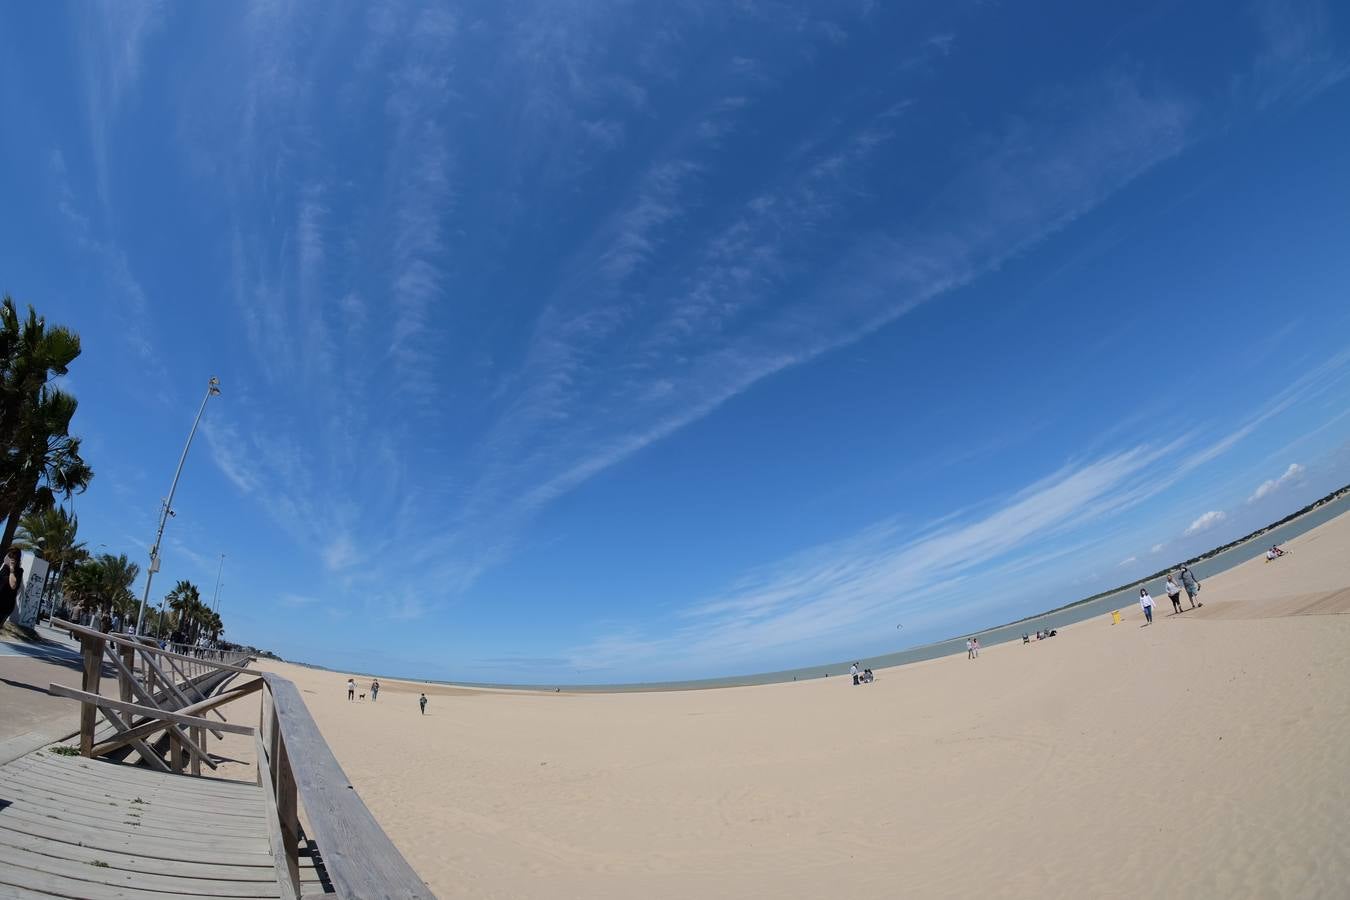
208, 376, 222, 396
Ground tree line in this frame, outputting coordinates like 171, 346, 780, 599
1, 295, 226, 644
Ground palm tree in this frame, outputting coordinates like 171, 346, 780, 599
0, 298, 90, 555
0, 388, 92, 553
163, 580, 205, 641
0, 297, 80, 449
14, 506, 86, 618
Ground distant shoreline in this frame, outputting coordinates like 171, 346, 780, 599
279, 482, 1350, 692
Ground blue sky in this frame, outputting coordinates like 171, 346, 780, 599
2, 1, 1349, 682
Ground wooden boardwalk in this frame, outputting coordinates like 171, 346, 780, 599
0, 751, 325, 898
0, 621, 433, 899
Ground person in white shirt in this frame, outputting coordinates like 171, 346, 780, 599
1139, 588, 1155, 625
966, 638, 974, 659
346, 678, 356, 701
1165, 576, 1184, 614
850, 662, 859, 685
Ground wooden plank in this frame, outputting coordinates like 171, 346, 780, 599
0, 780, 266, 832
0, 800, 271, 854
263, 674, 432, 899
0, 861, 280, 900
0, 807, 273, 860
255, 729, 302, 900
0, 799, 262, 851
0, 828, 284, 883
2, 760, 268, 818
80, 633, 105, 756
0, 842, 282, 898
11, 755, 266, 806
48, 684, 256, 735
0, 781, 267, 839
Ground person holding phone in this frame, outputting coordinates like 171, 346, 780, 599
0, 548, 23, 627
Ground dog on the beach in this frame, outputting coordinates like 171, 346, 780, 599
358, 693, 366, 701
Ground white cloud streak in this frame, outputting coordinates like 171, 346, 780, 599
1249, 462, 1305, 502
1184, 510, 1227, 536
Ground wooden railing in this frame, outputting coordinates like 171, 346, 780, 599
49, 619, 433, 899
259, 672, 432, 899
51, 620, 254, 773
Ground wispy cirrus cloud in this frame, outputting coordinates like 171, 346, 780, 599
567, 441, 1187, 676
436, 72, 1194, 578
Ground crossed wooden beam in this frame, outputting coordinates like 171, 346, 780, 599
50, 620, 257, 774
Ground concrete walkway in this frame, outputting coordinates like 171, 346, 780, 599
0, 625, 96, 765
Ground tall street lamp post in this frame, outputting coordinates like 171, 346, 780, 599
134, 376, 222, 635
212, 553, 225, 613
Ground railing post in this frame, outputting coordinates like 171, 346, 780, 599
170, 730, 186, 772
274, 728, 302, 891
79, 634, 104, 757
191, 725, 205, 776
118, 644, 136, 702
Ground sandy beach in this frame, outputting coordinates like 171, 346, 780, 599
256, 510, 1350, 899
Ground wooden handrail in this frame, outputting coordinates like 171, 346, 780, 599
54, 619, 255, 674
260, 672, 432, 899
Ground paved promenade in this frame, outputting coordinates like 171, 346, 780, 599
0, 623, 97, 764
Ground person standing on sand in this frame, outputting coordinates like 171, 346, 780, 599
1139, 588, 1155, 624
1179, 566, 1202, 609
418, 693, 428, 715
371, 679, 380, 702
347, 678, 356, 701
851, 662, 859, 685
0, 548, 23, 627
1165, 575, 1184, 614
973, 637, 981, 657
966, 638, 974, 659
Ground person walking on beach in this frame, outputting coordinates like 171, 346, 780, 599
851, 662, 860, 685
418, 693, 428, 715
371, 679, 380, 702
0, 548, 23, 627
1179, 566, 1202, 609
966, 638, 975, 659
1139, 588, 1155, 625
972, 637, 981, 657
1165, 575, 1184, 614
346, 678, 356, 701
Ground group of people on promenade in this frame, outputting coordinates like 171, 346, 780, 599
1139, 565, 1203, 623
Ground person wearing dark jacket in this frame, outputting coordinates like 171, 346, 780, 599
0, 548, 23, 627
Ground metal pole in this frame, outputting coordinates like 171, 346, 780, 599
134, 377, 222, 635
212, 554, 225, 613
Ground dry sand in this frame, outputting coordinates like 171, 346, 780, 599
257, 511, 1350, 899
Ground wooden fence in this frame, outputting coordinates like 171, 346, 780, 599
48, 619, 433, 899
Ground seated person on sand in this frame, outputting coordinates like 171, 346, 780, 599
1023, 632, 1030, 644
1266, 544, 1286, 561
861, 668, 875, 683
